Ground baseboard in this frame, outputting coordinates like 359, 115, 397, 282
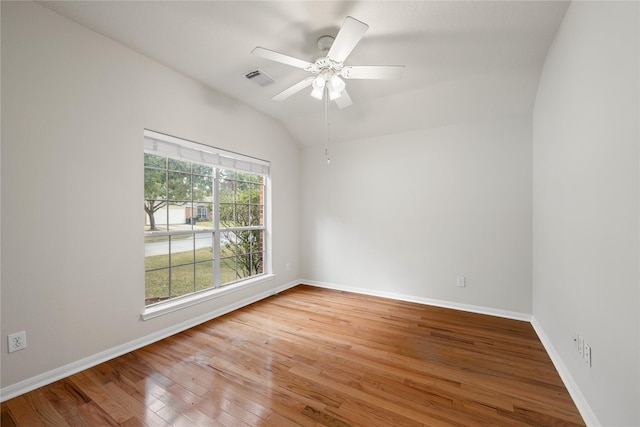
530, 317, 600, 427
1, 279, 599, 427
303, 279, 532, 322
304, 280, 601, 425
0, 280, 299, 403
273, 280, 299, 295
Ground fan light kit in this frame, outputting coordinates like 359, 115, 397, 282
251, 16, 405, 108
252, 16, 405, 163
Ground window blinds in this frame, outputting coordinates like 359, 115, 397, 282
144, 129, 270, 176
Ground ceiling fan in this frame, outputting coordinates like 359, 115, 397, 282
252, 16, 405, 109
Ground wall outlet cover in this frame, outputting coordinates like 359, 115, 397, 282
8, 331, 27, 353
578, 336, 584, 357
584, 344, 591, 367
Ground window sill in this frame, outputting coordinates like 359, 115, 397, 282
141, 274, 275, 321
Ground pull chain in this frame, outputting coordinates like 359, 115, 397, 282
324, 85, 331, 164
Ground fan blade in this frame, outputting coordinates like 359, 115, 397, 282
272, 77, 314, 101
334, 89, 353, 109
252, 47, 313, 70
327, 16, 369, 64
341, 65, 405, 80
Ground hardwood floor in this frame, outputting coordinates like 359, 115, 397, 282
1, 285, 585, 426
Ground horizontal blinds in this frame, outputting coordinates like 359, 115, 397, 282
144, 130, 270, 176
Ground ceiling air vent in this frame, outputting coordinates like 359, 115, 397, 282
244, 69, 275, 87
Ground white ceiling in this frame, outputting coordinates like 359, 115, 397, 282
38, 1, 570, 147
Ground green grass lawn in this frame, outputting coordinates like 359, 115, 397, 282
145, 247, 241, 304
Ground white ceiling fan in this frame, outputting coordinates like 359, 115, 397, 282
252, 16, 405, 109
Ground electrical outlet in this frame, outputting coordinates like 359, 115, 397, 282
578, 336, 584, 357
584, 344, 591, 367
456, 276, 465, 287
8, 331, 26, 353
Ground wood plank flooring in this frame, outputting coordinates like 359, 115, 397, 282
1, 285, 585, 426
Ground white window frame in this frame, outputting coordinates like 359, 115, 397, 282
142, 130, 272, 320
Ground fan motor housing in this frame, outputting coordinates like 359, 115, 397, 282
312, 57, 343, 74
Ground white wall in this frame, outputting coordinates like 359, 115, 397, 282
1, 1, 300, 390
301, 115, 533, 314
3, 3, 638, 424
532, 2, 639, 426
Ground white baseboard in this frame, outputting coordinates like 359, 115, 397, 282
530, 317, 600, 427
303, 279, 532, 322
304, 280, 600, 426
0, 280, 299, 403
1, 278, 599, 427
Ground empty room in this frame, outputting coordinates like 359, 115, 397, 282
1, 1, 638, 426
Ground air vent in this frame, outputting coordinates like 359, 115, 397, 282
244, 69, 275, 87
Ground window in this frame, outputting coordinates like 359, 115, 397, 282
219, 170, 265, 284
196, 205, 208, 219
143, 130, 270, 310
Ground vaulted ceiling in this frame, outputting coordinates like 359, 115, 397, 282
38, 1, 569, 146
